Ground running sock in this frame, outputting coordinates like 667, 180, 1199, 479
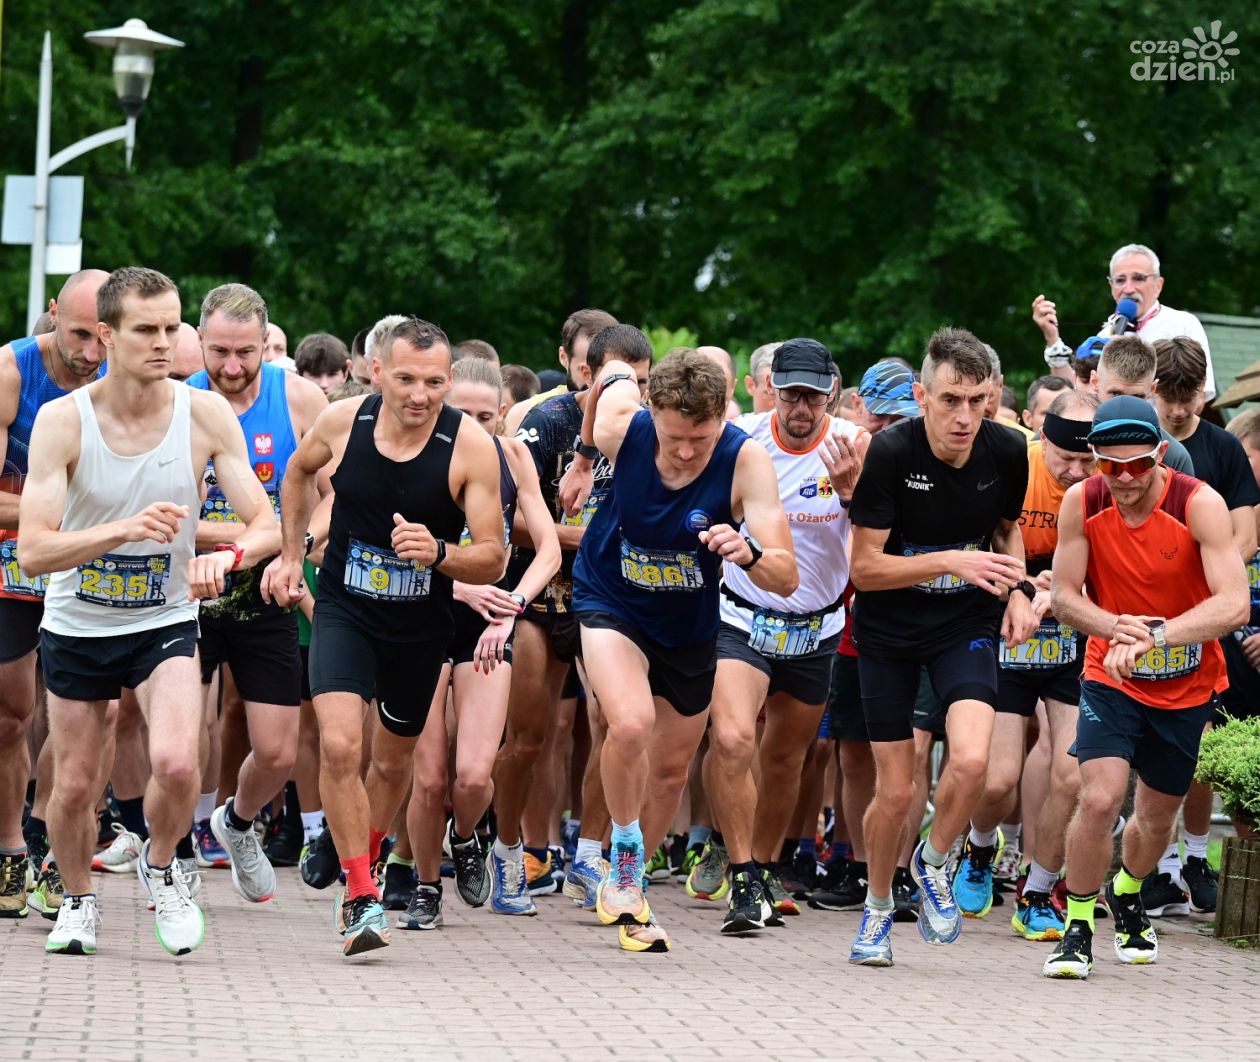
1184, 830, 1210, 860
687, 825, 712, 849
968, 825, 998, 849
1112, 866, 1144, 896
1026, 860, 1060, 896
865, 890, 895, 914
611, 819, 643, 851
575, 838, 602, 865
195, 792, 217, 824
116, 797, 149, 839
0, 844, 25, 857
341, 854, 377, 900
523, 845, 549, 863
175, 834, 194, 860
419, 879, 442, 893
1000, 821, 1021, 850
1066, 892, 1097, 932
301, 811, 324, 845
386, 852, 416, 869
921, 838, 950, 868
225, 799, 252, 833
23, 815, 47, 844
493, 837, 523, 862
730, 860, 757, 880
450, 827, 475, 848
779, 838, 796, 863
1158, 842, 1181, 877
828, 841, 853, 866
369, 829, 388, 865
798, 836, 817, 859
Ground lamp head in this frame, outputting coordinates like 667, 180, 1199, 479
83, 18, 183, 118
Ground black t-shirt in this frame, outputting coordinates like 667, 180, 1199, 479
1180, 418, 1260, 511
850, 417, 1029, 657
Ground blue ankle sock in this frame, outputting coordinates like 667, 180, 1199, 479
798, 837, 817, 858
610, 820, 644, 874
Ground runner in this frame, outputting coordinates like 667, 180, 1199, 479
847, 327, 1035, 967
269, 316, 505, 956
1042, 395, 1246, 978
19, 266, 281, 955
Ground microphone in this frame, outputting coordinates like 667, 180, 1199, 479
1106, 297, 1139, 336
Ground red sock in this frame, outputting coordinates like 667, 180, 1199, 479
341, 854, 377, 900
369, 829, 388, 865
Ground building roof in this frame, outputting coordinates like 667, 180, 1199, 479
1204, 313, 1260, 414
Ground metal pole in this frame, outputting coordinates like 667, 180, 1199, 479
26, 32, 53, 336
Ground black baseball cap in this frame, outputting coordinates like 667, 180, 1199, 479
770, 338, 837, 393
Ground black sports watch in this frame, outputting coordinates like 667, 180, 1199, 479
738, 534, 764, 571
303, 531, 315, 557
433, 538, 447, 568
1014, 579, 1036, 602
572, 434, 600, 461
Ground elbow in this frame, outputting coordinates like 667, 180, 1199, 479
772, 561, 800, 598
850, 556, 871, 592
1231, 589, 1251, 630
15, 544, 48, 578
542, 541, 562, 580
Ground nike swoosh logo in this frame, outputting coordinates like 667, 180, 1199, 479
161, 639, 182, 649
978, 478, 999, 490
158, 456, 178, 466
378, 701, 407, 725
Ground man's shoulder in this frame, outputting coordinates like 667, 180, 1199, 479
981, 416, 1029, 458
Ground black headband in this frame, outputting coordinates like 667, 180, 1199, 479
1041, 412, 1093, 454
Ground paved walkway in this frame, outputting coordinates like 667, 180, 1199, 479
3, 866, 1259, 1061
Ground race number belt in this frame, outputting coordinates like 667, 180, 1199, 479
721, 584, 841, 659
76, 554, 171, 609
344, 537, 431, 601
1000, 619, 1077, 670
619, 536, 704, 592
903, 538, 985, 595
1131, 642, 1201, 682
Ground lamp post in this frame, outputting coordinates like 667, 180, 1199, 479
25, 19, 182, 334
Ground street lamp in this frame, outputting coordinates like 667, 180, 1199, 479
23, 19, 183, 334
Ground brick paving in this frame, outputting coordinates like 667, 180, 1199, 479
3, 866, 1259, 1061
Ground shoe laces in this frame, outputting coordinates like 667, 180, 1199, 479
613, 844, 640, 890
345, 893, 380, 927
105, 824, 141, 858
856, 907, 890, 943
64, 894, 102, 931
452, 835, 483, 879
499, 854, 525, 896
152, 865, 194, 920
918, 856, 956, 911
40, 861, 63, 892
413, 886, 441, 916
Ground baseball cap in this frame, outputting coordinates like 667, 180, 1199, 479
858, 360, 919, 417
770, 338, 837, 393
1075, 335, 1106, 361
1088, 395, 1162, 448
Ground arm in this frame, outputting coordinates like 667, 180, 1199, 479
707, 440, 798, 596
992, 516, 1037, 645
0, 348, 21, 529
504, 438, 561, 601
558, 361, 640, 514
850, 524, 1025, 595
509, 515, 586, 552
1230, 505, 1258, 563
1164, 487, 1249, 646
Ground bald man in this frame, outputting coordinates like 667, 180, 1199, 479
263, 324, 288, 363
170, 323, 204, 382
698, 345, 741, 421
0, 269, 110, 920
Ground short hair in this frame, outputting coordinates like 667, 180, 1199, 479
1226, 408, 1260, 450
453, 339, 499, 364
351, 327, 369, 359
1109, 243, 1160, 278
1026, 374, 1072, 410
560, 308, 618, 357
294, 332, 350, 376
749, 342, 780, 379
452, 355, 503, 399
33, 312, 54, 335
98, 267, 178, 328
984, 344, 1002, 378
921, 327, 992, 389
647, 349, 726, 423
199, 282, 268, 333
327, 379, 370, 402
366, 314, 408, 359
379, 317, 450, 364
1047, 389, 1099, 419
588, 324, 653, 377
1098, 334, 1155, 382
500, 364, 540, 404
1000, 385, 1017, 411
1153, 337, 1208, 399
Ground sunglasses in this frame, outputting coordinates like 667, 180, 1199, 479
1090, 444, 1160, 478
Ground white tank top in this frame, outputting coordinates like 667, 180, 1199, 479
720, 412, 858, 640
42, 383, 200, 637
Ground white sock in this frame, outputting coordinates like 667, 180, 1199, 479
1158, 842, 1181, 877
195, 792, 217, 823
1184, 831, 1210, 860
494, 837, 523, 862
968, 825, 998, 849
1000, 822, 1021, 850
301, 811, 324, 844
575, 838, 602, 864
1026, 859, 1059, 895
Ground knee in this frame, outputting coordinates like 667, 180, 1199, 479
947, 749, 989, 791
1077, 782, 1123, 825
454, 762, 493, 797
981, 764, 1019, 807
708, 720, 755, 769
253, 739, 297, 778
839, 743, 874, 783
649, 757, 691, 797
1050, 757, 1081, 800
52, 769, 96, 809
0, 706, 30, 746
604, 713, 653, 753
150, 749, 198, 793
874, 780, 915, 820
414, 770, 447, 807
320, 730, 361, 779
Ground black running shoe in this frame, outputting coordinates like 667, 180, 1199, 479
381, 860, 419, 911
264, 821, 303, 868
807, 858, 867, 912
1179, 856, 1218, 913
1106, 879, 1157, 964
398, 883, 443, 930
779, 851, 818, 900
721, 870, 771, 935
1139, 870, 1189, 917
1042, 920, 1094, 979
300, 827, 340, 890
892, 865, 920, 923
447, 822, 491, 908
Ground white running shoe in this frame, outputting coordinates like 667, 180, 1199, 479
45, 893, 101, 955
210, 801, 277, 903
92, 823, 143, 874
137, 842, 204, 956
146, 859, 202, 911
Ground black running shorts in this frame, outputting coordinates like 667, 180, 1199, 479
199, 609, 302, 707
41, 620, 199, 701
0, 598, 43, 665
715, 622, 838, 705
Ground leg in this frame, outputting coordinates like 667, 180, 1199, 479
705, 658, 770, 865
1030, 698, 1081, 877
641, 698, 710, 856
136, 656, 203, 868
450, 661, 511, 836
839, 740, 875, 862
584, 627, 655, 827
750, 692, 827, 865
314, 692, 370, 864
0, 651, 37, 850
408, 670, 452, 883
927, 701, 995, 855
215, 665, 249, 805
1123, 781, 1185, 879
45, 695, 112, 895
1020, 700, 1053, 859
864, 740, 915, 897
968, 711, 1025, 834
1063, 758, 1129, 894
232, 702, 299, 821
364, 720, 418, 841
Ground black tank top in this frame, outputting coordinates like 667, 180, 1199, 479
320, 396, 467, 641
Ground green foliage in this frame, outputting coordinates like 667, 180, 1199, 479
1196, 715, 1260, 827
643, 324, 700, 361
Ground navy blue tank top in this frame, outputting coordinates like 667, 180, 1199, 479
572, 408, 745, 646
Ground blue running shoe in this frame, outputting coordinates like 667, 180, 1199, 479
561, 854, 608, 910
335, 890, 390, 957
848, 905, 894, 966
1011, 888, 1065, 941
952, 830, 1003, 919
489, 847, 538, 916
910, 839, 962, 945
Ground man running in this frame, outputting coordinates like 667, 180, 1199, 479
847, 327, 1036, 967
1042, 395, 1246, 978
19, 266, 281, 956
270, 316, 505, 956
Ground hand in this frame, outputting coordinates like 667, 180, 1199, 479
952, 549, 1024, 597
1001, 590, 1039, 646
559, 455, 594, 518
1032, 294, 1060, 344
1031, 588, 1052, 622
391, 513, 439, 565
1109, 614, 1159, 646
699, 523, 752, 566
453, 581, 523, 622
1103, 632, 1153, 683
820, 430, 869, 502
473, 618, 515, 672
187, 549, 236, 601
261, 554, 303, 606
1242, 632, 1260, 669
1032, 569, 1054, 592
123, 502, 188, 545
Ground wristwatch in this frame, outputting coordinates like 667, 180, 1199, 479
1014, 579, 1036, 602
738, 534, 764, 571
214, 542, 244, 572
572, 434, 600, 461
1147, 621, 1168, 648
509, 592, 527, 610
433, 538, 447, 568
303, 531, 315, 557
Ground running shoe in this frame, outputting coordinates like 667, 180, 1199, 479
263, 819, 303, 868
561, 818, 579, 864
596, 842, 651, 926
45, 893, 101, 955
524, 850, 560, 896
445, 823, 492, 907
1139, 870, 1189, 917
910, 839, 962, 945
489, 847, 538, 916
892, 866, 920, 924
808, 858, 867, 912
371, 835, 395, 884
848, 905, 894, 967
381, 859, 418, 911
645, 844, 671, 882
300, 827, 341, 890
994, 842, 1022, 892
952, 832, 1003, 919
27, 833, 49, 883
619, 918, 671, 953
336, 890, 390, 956
685, 839, 729, 901
0, 851, 29, 919
192, 819, 229, 869
1042, 920, 1093, 979
29, 860, 64, 920
146, 859, 202, 911
1106, 879, 1157, 964
96, 804, 123, 849
778, 851, 817, 899
92, 824, 143, 874
398, 884, 443, 930
674, 841, 703, 881
138, 844, 204, 956
759, 865, 797, 920
211, 802, 277, 903
1179, 856, 1218, 913
1011, 889, 1064, 941
561, 854, 608, 909
721, 869, 772, 934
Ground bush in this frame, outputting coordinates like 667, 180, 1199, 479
1196, 716, 1260, 828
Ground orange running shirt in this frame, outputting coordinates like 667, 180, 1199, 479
1019, 442, 1067, 574
1081, 469, 1225, 709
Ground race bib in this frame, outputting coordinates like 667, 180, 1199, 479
747, 605, 823, 658
1247, 552, 1260, 612
619, 537, 704, 592
458, 511, 511, 549
1131, 642, 1201, 681
1000, 619, 1077, 670
904, 539, 984, 595
76, 554, 171, 608
0, 538, 47, 599
343, 538, 431, 601
562, 487, 608, 529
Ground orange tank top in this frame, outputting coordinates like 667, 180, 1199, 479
1019, 442, 1067, 573
1081, 469, 1225, 709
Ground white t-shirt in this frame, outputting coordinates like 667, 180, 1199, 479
1136, 302, 1216, 401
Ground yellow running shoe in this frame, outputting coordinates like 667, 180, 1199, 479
619, 919, 671, 953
